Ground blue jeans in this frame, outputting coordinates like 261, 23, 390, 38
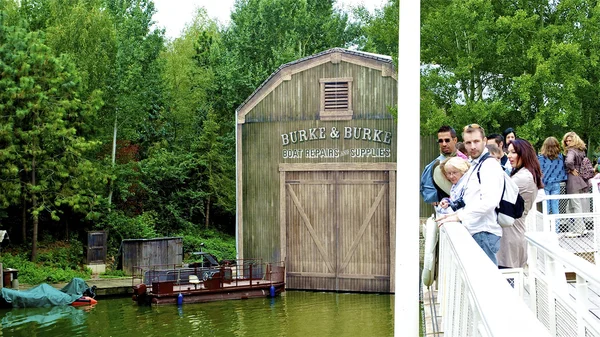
545, 182, 561, 232
472, 232, 501, 265
545, 182, 560, 214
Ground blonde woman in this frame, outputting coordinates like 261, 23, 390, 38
437, 156, 471, 214
562, 131, 589, 235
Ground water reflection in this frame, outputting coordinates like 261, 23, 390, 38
0, 305, 90, 333
0, 291, 394, 336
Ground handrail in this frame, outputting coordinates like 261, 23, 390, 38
525, 231, 600, 336
438, 221, 550, 336
526, 231, 600, 285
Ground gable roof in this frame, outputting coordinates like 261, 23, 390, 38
236, 48, 396, 123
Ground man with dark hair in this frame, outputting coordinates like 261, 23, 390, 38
420, 126, 466, 206
487, 133, 511, 174
437, 124, 505, 265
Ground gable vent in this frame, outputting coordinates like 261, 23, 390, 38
320, 77, 353, 121
324, 82, 349, 110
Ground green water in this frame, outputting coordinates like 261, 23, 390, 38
0, 291, 394, 336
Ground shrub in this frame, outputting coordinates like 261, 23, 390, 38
180, 229, 236, 262
0, 245, 91, 285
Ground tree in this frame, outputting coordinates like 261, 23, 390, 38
420, 0, 600, 152
100, 0, 166, 205
225, 0, 360, 104
354, 0, 398, 63
0, 21, 104, 260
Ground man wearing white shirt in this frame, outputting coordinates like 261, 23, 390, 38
437, 124, 505, 265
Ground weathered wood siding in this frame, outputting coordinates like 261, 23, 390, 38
122, 237, 183, 275
239, 50, 397, 293
242, 119, 396, 265
284, 171, 390, 292
245, 62, 396, 123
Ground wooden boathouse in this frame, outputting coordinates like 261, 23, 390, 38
236, 48, 397, 293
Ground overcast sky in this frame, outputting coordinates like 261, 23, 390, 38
152, 0, 387, 40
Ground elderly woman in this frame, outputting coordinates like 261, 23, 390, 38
436, 156, 471, 214
497, 139, 543, 269
562, 131, 589, 235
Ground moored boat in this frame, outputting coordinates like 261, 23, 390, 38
132, 260, 285, 305
0, 278, 97, 308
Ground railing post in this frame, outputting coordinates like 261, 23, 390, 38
592, 179, 600, 266
575, 274, 588, 336
541, 197, 548, 232
527, 243, 538, 316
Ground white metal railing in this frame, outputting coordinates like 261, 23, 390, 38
438, 221, 550, 336
522, 178, 600, 336
526, 231, 600, 336
431, 179, 600, 336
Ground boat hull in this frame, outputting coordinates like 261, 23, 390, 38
134, 282, 285, 305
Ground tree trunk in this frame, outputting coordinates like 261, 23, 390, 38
205, 196, 211, 229
107, 114, 118, 208
21, 193, 26, 244
65, 217, 69, 241
31, 155, 38, 262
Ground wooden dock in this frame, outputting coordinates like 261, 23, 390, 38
422, 284, 443, 336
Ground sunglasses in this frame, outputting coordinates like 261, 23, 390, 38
438, 138, 452, 144
463, 123, 481, 131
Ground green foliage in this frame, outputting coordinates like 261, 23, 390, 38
0, 0, 399, 261
353, 0, 398, 65
100, 269, 127, 278
180, 229, 236, 262
139, 148, 208, 232
0, 14, 106, 258
96, 210, 158, 255
0, 241, 91, 284
421, 0, 600, 152
226, 0, 361, 104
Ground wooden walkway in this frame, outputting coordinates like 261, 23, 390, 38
422, 285, 443, 336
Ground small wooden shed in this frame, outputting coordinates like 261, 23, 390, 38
236, 48, 397, 293
121, 237, 183, 275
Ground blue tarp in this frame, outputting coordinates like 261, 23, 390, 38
0, 278, 89, 308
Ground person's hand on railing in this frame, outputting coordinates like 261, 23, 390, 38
436, 213, 460, 227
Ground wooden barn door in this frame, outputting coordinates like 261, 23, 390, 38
285, 171, 390, 292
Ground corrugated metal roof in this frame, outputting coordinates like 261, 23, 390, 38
235, 48, 394, 114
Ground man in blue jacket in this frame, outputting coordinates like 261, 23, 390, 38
420, 125, 463, 206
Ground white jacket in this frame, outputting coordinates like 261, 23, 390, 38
457, 149, 504, 237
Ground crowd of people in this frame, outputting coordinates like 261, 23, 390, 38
421, 124, 600, 268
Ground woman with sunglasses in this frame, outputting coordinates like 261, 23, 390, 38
497, 139, 543, 269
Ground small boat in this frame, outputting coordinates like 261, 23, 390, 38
71, 295, 98, 306
132, 260, 285, 305
0, 278, 97, 308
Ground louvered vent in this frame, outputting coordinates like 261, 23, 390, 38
320, 77, 353, 120
323, 82, 349, 111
